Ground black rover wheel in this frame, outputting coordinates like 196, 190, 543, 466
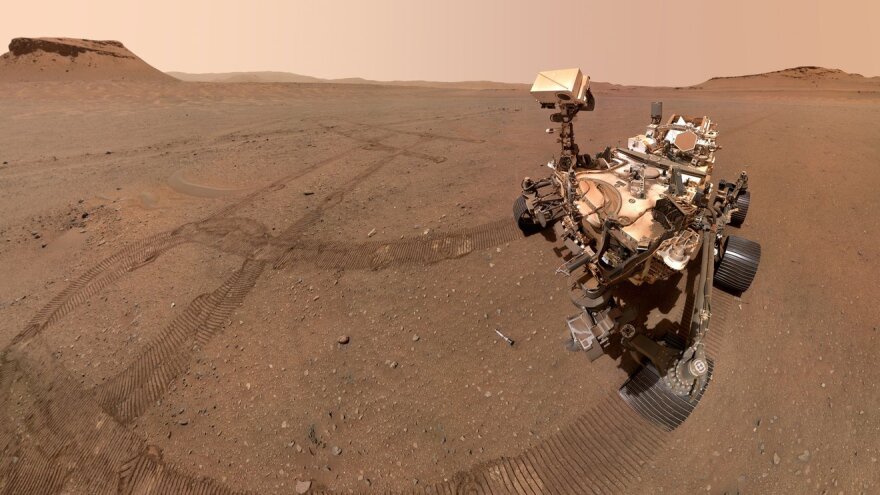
729, 191, 750, 227
513, 195, 541, 234
714, 235, 761, 294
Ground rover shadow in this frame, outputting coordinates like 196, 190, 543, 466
540, 225, 558, 243
606, 251, 702, 376
539, 223, 718, 431
551, 236, 704, 377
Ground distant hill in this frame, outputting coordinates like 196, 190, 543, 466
694, 66, 880, 91
167, 71, 528, 90
167, 71, 324, 84
0, 38, 175, 82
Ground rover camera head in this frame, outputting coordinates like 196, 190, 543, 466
531, 68, 595, 111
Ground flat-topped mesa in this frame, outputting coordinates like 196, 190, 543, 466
8, 38, 132, 58
0, 37, 176, 82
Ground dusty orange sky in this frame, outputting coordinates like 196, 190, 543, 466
0, 0, 877, 86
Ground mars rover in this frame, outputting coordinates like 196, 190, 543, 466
515, 69, 760, 430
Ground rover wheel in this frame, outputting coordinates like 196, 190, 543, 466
513, 195, 541, 234
729, 191, 750, 227
714, 235, 760, 294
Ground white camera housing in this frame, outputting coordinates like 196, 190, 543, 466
531, 68, 590, 108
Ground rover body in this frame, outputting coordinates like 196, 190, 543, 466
516, 69, 761, 429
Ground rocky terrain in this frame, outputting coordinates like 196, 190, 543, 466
0, 39, 877, 494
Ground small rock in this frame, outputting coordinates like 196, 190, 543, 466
177, 419, 189, 426
303, 191, 314, 196
337, 335, 350, 345
105, 151, 112, 155
81, 212, 89, 219
367, 228, 377, 237
412, 335, 420, 342
332, 446, 342, 456
773, 452, 781, 465
295, 479, 312, 494
798, 450, 811, 462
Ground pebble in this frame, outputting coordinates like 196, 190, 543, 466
367, 228, 377, 237
798, 450, 811, 462
178, 419, 189, 426
337, 335, 350, 345
295, 479, 311, 494
412, 335, 420, 342
303, 191, 314, 196
332, 446, 342, 456
773, 452, 781, 465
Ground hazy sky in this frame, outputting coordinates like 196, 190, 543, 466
1, 0, 877, 86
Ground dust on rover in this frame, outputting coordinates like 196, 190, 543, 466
515, 69, 761, 430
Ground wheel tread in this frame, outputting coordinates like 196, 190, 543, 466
714, 235, 760, 294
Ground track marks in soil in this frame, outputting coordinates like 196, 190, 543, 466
0, 340, 145, 494
93, 259, 265, 424
117, 447, 245, 495
276, 218, 521, 271
346, 121, 487, 144
0, 117, 519, 493
0, 111, 719, 493
13, 232, 186, 345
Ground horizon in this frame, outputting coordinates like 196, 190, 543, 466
1, 0, 878, 86
161, 65, 873, 87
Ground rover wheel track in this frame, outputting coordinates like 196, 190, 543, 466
0, 117, 740, 494
93, 259, 265, 424
277, 219, 521, 271
14, 232, 186, 345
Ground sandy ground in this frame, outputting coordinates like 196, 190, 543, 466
0, 80, 878, 494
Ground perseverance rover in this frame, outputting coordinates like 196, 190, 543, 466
515, 69, 760, 430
